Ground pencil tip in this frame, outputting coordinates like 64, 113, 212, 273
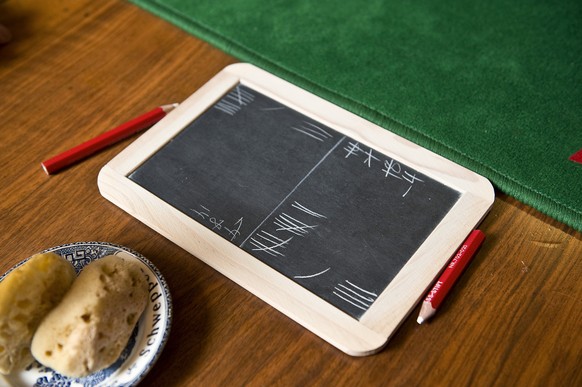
161, 103, 179, 113
41, 162, 51, 175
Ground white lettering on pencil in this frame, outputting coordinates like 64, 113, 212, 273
425, 280, 443, 303
448, 244, 468, 269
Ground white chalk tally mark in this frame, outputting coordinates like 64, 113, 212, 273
294, 267, 331, 279
274, 213, 317, 236
291, 121, 334, 142
291, 201, 327, 219
333, 280, 378, 311
214, 85, 255, 116
249, 230, 293, 257
240, 136, 346, 248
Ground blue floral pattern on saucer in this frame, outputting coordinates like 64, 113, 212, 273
0, 242, 172, 387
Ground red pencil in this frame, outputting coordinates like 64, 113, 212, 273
41, 104, 178, 175
417, 229, 486, 324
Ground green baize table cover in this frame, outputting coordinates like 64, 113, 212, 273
129, 0, 582, 231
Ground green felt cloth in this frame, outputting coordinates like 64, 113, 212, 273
129, 0, 582, 231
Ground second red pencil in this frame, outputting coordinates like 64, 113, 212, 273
417, 229, 486, 324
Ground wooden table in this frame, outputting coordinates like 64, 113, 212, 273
1, 1, 580, 385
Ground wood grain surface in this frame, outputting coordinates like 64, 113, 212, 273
1, 1, 580, 385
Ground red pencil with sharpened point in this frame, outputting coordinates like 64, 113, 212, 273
41, 103, 178, 175
417, 229, 486, 324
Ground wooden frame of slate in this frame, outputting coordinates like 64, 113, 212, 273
98, 63, 494, 356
